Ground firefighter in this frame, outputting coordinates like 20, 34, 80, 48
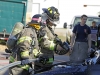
34, 6, 69, 73
8, 14, 42, 75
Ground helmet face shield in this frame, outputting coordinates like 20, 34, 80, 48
41, 13, 48, 23
42, 7, 60, 25
41, 13, 60, 25
53, 13, 60, 21
49, 19, 60, 26
52, 13, 60, 25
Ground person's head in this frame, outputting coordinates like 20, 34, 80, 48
42, 6, 60, 26
28, 14, 42, 30
81, 14, 87, 25
92, 21, 96, 27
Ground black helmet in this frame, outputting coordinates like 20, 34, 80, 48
28, 14, 42, 30
42, 6, 60, 24
30, 14, 42, 24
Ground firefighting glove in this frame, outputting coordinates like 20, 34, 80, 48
55, 42, 70, 55
84, 58, 94, 65
38, 55, 49, 65
5, 49, 12, 53
54, 34, 61, 44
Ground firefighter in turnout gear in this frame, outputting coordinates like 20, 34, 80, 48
8, 14, 42, 75
34, 6, 70, 73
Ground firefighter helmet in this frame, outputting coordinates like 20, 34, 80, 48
42, 6, 60, 25
28, 14, 42, 30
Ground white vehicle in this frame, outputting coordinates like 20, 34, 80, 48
66, 15, 100, 44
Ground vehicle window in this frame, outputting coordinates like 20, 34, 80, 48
73, 17, 100, 27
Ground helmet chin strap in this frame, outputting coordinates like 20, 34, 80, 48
46, 19, 57, 31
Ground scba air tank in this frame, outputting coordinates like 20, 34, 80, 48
6, 22, 24, 49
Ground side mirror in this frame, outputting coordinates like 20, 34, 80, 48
63, 22, 67, 29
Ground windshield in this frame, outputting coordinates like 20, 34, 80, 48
73, 17, 100, 27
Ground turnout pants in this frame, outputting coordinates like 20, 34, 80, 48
9, 66, 30, 75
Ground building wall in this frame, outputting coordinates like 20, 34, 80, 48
25, 0, 32, 24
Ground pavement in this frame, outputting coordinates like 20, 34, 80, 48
0, 51, 9, 75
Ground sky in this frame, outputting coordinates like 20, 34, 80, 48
58, 0, 100, 27
32, 0, 100, 28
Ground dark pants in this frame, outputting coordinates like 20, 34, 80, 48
70, 42, 88, 63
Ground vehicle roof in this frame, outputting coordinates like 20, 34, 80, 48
74, 15, 100, 18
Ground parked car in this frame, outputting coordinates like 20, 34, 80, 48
66, 15, 100, 44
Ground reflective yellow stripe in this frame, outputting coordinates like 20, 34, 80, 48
17, 36, 32, 44
49, 10, 52, 14
50, 41, 55, 50
38, 38, 43, 42
19, 65, 30, 70
48, 8, 52, 13
21, 51, 29, 58
47, 58, 54, 63
48, 8, 51, 11
9, 56, 15, 62
33, 49, 42, 58
33, 49, 39, 57
10, 55, 30, 70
